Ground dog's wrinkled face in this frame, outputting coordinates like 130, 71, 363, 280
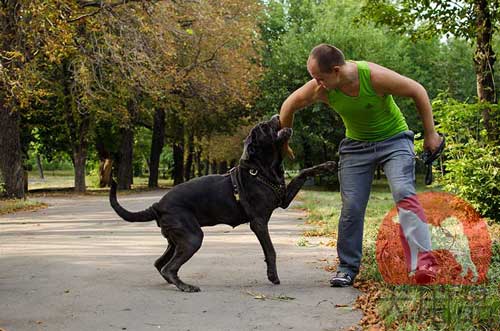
241, 115, 292, 172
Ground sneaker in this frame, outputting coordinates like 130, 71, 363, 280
413, 263, 438, 285
330, 271, 353, 287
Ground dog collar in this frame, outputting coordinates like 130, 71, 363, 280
247, 168, 286, 206
228, 166, 286, 205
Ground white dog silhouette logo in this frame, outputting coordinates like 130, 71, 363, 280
376, 192, 491, 285
392, 212, 478, 282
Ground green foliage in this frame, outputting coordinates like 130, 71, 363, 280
257, 0, 476, 168
359, 0, 499, 41
433, 96, 500, 221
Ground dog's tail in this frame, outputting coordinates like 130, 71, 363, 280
110, 180, 158, 222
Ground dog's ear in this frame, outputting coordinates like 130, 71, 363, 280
271, 114, 280, 128
241, 144, 256, 160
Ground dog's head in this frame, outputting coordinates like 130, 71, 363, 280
240, 115, 292, 176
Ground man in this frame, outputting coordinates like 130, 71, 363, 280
279, 44, 442, 287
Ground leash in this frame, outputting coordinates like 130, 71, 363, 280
226, 166, 251, 220
420, 133, 446, 185
228, 167, 241, 202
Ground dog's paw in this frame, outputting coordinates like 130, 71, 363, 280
268, 271, 281, 285
301, 161, 337, 177
178, 283, 201, 293
321, 161, 337, 172
313, 161, 336, 174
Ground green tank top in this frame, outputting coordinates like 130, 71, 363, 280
327, 61, 408, 142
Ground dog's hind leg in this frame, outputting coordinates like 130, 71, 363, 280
160, 219, 204, 292
154, 229, 176, 283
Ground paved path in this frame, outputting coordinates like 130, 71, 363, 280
0, 190, 361, 331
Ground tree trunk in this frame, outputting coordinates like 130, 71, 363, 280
148, 108, 165, 188
0, 107, 24, 198
59, 57, 91, 193
36, 154, 44, 179
474, 0, 497, 141
73, 145, 88, 192
117, 98, 138, 190
195, 150, 203, 177
70, 114, 90, 193
23, 170, 28, 193
117, 128, 134, 190
210, 160, 217, 174
184, 133, 194, 181
204, 159, 210, 176
218, 160, 228, 174
0, 1, 24, 198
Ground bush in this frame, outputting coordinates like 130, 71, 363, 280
432, 96, 500, 222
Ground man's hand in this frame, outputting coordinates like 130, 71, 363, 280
423, 131, 443, 154
283, 142, 295, 159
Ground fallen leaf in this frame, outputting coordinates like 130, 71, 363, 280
273, 294, 295, 301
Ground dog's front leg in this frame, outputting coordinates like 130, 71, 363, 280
250, 219, 280, 285
281, 161, 337, 209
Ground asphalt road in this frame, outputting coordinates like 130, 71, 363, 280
0, 189, 361, 331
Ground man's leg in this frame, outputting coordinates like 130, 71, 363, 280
380, 131, 436, 282
333, 139, 376, 286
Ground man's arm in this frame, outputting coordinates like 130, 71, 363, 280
368, 62, 442, 152
280, 79, 328, 127
279, 80, 328, 158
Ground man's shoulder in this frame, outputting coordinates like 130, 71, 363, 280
364, 62, 401, 93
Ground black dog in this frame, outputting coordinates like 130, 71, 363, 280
110, 115, 336, 292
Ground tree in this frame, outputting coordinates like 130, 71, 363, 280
1, 0, 158, 196
0, 1, 80, 197
256, 0, 480, 168
360, 0, 500, 141
163, 0, 263, 184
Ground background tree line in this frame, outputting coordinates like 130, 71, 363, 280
1, 0, 499, 219
1, 0, 263, 195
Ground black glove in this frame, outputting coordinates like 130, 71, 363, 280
421, 133, 446, 185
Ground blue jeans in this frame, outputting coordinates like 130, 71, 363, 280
336, 130, 432, 279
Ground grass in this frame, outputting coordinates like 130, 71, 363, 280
297, 178, 500, 331
0, 199, 47, 215
27, 170, 174, 193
